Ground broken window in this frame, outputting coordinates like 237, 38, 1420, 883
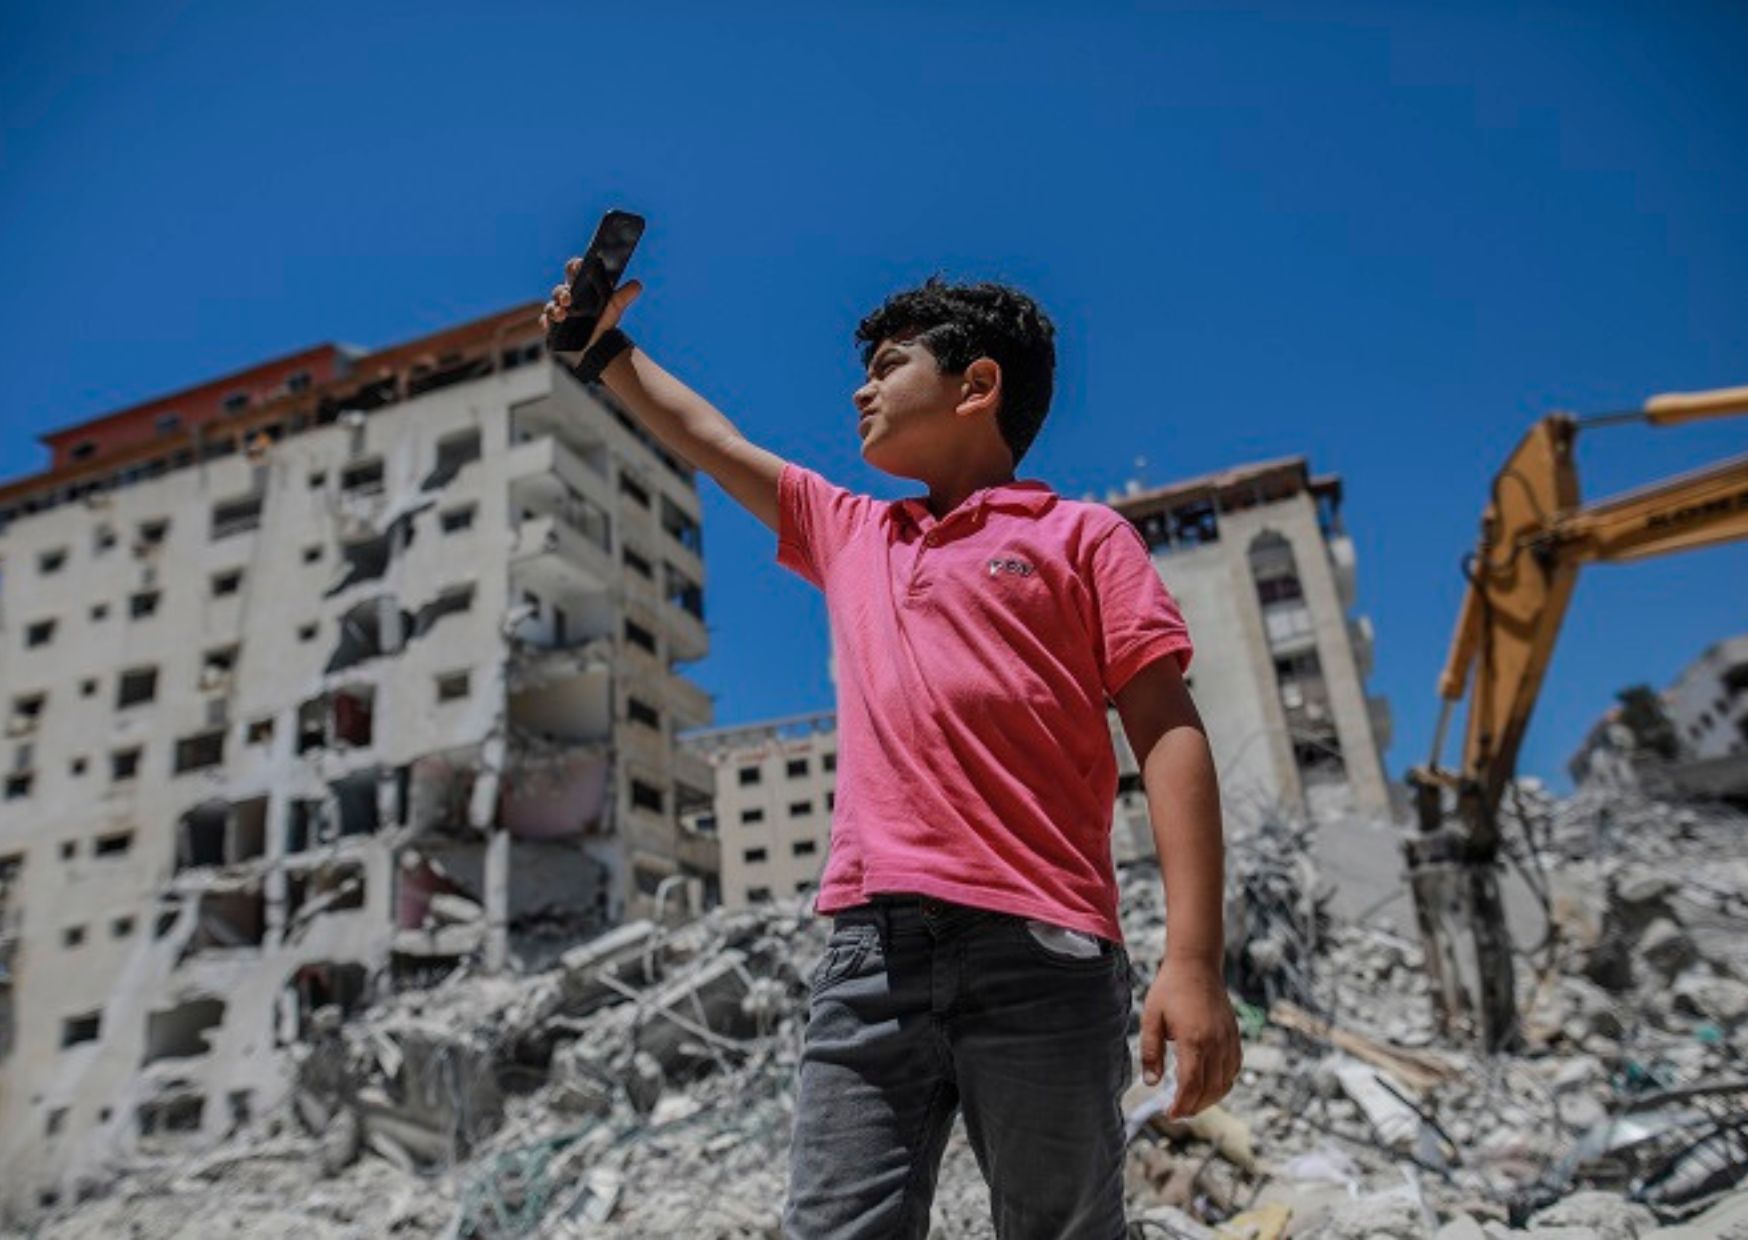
246, 717, 274, 745
137, 1092, 203, 1137
435, 671, 470, 703
341, 457, 385, 496
328, 530, 394, 595
38, 547, 67, 575
200, 646, 239, 691
331, 685, 375, 747
61, 1011, 102, 1047
9, 693, 45, 733
5, 773, 34, 800
422, 428, 482, 490
110, 748, 142, 782
624, 618, 656, 654
296, 698, 325, 754
285, 799, 324, 853
746, 886, 772, 902
413, 584, 474, 637
174, 797, 267, 871
210, 494, 263, 540
440, 504, 476, 533
331, 771, 382, 837
285, 864, 366, 936
25, 619, 55, 648
172, 730, 225, 774
184, 886, 266, 952
141, 998, 225, 1064
663, 562, 704, 623
627, 697, 660, 730
660, 495, 702, 555
285, 962, 366, 1038
326, 597, 402, 672
117, 666, 157, 708
630, 779, 665, 814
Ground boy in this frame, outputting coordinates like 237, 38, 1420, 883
542, 265, 1240, 1239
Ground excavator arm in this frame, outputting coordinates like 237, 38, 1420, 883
1407, 383, 1748, 1049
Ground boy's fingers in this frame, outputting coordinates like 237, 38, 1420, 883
565, 255, 583, 281
545, 300, 566, 323
1139, 1013, 1165, 1085
1170, 1043, 1209, 1118
551, 283, 571, 307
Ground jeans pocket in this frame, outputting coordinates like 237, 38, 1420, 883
809, 924, 877, 995
1014, 917, 1113, 971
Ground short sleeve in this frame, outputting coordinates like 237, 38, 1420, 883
776, 461, 872, 590
1087, 521, 1194, 698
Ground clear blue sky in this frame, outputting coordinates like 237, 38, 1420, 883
3, 2, 1745, 796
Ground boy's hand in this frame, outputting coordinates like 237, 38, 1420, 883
539, 257, 644, 357
1141, 955, 1242, 1118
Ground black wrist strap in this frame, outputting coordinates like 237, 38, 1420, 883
570, 327, 634, 383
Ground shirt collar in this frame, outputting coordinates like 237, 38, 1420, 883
892, 479, 1058, 528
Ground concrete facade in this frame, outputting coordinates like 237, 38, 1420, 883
0, 310, 718, 1217
680, 712, 837, 908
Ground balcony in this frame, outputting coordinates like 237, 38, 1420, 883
663, 673, 715, 732
511, 513, 614, 602
507, 433, 613, 517
672, 746, 716, 799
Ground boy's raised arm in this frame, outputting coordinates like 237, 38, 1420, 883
542, 263, 785, 536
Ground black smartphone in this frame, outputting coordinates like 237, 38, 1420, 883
547, 209, 646, 355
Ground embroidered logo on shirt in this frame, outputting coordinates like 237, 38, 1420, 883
987, 556, 1035, 578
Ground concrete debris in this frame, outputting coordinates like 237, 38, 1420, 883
22, 784, 1748, 1238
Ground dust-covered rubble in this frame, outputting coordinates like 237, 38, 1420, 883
19, 784, 1748, 1239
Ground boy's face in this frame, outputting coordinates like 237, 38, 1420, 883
852, 334, 971, 476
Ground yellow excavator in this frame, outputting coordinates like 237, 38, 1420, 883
1406, 383, 1748, 1051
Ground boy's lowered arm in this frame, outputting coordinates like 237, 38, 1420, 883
543, 273, 785, 536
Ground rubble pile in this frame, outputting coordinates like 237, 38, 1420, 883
23, 786, 1748, 1239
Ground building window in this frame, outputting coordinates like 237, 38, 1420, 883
70, 756, 88, 776
302, 544, 323, 564
286, 371, 311, 394
222, 391, 250, 415
620, 472, 651, 509
628, 697, 660, 729
246, 717, 274, 745
786, 758, 809, 778
129, 590, 161, 619
624, 618, 657, 653
172, 730, 226, 774
10, 692, 46, 731
297, 622, 317, 643
341, 458, 385, 495
110, 748, 142, 782
70, 440, 97, 460
60, 840, 76, 860
113, 915, 136, 938
793, 839, 818, 857
823, 751, 837, 773
623, 546, 654, 579
435, 671, 470, 703
630, 779, 665, 814
440, 504, 476, 533
138, 519, 170, 546
427, 430, 482, 487
211, 570, 243, 598
308, 470, 327, 489
744, 847, 768, 864
89, 603, 108, 622
211, 495, 263, 540
4, 773, 33, 800
738, 766, 762, 786
38, 547, 68, 575
117, 666, 158, 709
25, 619, 56, 648
61, 1012, 102, 1047
746, 886, 772, 902
789, 800, 813, 818
63, 925, 86, 948
94, 525, 117, 554
826, 791, 836, 810
46, 1108, 67, 1137
740, 807, 765, 825
94, 831, 133, 857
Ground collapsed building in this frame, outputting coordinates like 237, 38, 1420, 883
0, 306, 721, 1218
10, 781, 1745, 1239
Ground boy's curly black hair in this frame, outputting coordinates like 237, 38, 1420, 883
855, 277, 1057, 468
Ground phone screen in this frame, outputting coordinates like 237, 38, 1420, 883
548, 210, 645, 354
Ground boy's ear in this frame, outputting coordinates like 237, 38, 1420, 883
956, 357, 1002, 418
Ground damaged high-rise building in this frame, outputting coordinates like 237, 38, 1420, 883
0, 305, 720, 1213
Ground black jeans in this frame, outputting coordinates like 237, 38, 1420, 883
783, 894, 1133, 1239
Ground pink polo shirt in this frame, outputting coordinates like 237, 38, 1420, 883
776, 462, 1193, 944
